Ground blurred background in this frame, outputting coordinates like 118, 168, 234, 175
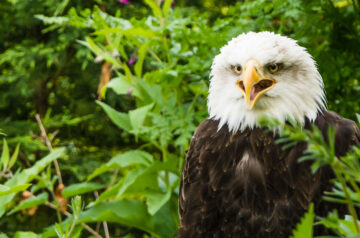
0, 0, 359, 237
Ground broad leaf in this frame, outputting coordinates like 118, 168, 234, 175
88, 150, 153, 180
8, 192, 48, 215
96, 101, 132, 132
144, 189, 172, 215
14, 232, 38, 238
0, 184, 31, 196
62, 182, 106, 198
95, 168, 147, 203
81, 200, 176, 238
134, 42, 149, 78
129, 103, 154, 132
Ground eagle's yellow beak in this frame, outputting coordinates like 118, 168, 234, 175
237, 60, 275, 110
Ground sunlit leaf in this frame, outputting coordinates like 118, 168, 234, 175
96, 101, 132, 132
8, 143, 20, 169
162, 0, 173, 20
62, 182, 106, 198
106, 76, 142, 98
129, 103, 154, 132
14, 232, 38, 238
0, 184, 31, 196
0, 233, 8, 238
135, 42, 150, 78
79, 200, 176, 238
1, 138, 10, 171
144, 0, 163, 22
8, 192, 48, 215
144, 189, 172, 215
88, 150, 153, 180
291, 203, 314, 238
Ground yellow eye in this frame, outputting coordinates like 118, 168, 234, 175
233, 65, 242, 74
268, 63, 280, 73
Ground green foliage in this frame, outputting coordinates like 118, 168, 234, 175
8, 193, 49, 215
291, 203, 315, 238
0, 148, 64, 217
1, 0, 360, 237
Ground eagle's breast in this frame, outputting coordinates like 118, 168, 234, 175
178, 111, 360, 238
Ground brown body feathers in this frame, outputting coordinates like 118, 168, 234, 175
178, 111, 360, 238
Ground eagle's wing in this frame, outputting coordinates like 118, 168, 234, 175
311, 110, 360, 235
315, 111, 360, 156
178, 119, 221, 237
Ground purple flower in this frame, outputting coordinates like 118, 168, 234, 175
171, 1, 175, 7
119, 0, 130, 4
128, 58, 136, 65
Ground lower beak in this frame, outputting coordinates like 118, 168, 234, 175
237, 60, 275, 110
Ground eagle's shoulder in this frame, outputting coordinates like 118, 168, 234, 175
315, 110, 360, 156
191, 119, 220, 141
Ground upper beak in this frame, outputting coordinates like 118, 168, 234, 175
237, 60, 275, 110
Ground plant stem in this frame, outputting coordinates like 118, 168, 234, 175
35, 114, 63, 185
333, 161, 360, 234
148, 48, 162, 63
45, 202, 103, 238
66, 216, 77, 238
94, 191, 110, 238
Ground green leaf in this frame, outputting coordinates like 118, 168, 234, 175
144, 0, 163, 22
107, 76, 132, 95
79, 200, 176, 238
0, 233, 8, 238
43, 200, 176, 238
135, 42, 149, 78
144, 189, 172, 215
96, 101, 132, 132
1, 139, 10, 171
14, 231, 38, 238
8, 143, 20, 169
291, 203, 314, 238
62, 182, 106, 198
0, 148, 65, 218
129, 103, 154, 132
0, 184, 31, 196
84, 37, 121, 68
162, 0, 173, 20
93, 28, 157, 38
106, 76, 141, 98
88, 150, 153, 180
8, 192, 48, 215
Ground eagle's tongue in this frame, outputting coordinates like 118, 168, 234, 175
250, 87, 257, 101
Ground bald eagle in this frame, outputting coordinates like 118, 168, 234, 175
178, 32, 360, 237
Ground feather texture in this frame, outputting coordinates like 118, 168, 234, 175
178, 111, 360, 238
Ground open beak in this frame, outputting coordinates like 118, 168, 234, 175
237, 60, 275, 110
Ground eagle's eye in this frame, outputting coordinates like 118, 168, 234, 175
268, 63, 280, 73
232, 65, 242, 75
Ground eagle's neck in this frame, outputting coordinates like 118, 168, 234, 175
208, 96, 326, 132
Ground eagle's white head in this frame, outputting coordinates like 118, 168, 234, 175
208, 31, 326, 132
